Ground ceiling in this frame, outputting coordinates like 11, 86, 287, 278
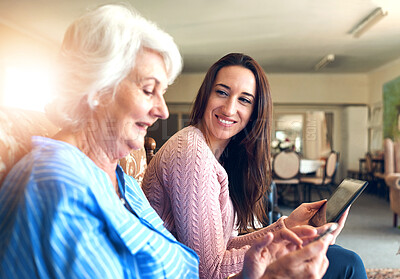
1, 0, 400, 74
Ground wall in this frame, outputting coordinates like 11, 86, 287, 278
269, 74, 368, 104
166, 72, 369, 105
341, 106, 369, 172
366, 57, 400, 154
368, 57, 400, 106
166, 72, 370, 181
0, 23, 58, 105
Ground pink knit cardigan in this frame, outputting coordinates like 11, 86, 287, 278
143, 126, 286, 279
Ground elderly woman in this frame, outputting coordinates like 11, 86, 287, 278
0, 4, 197, 278
0, 4, 333, 279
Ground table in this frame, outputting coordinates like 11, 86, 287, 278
359, 157, 384, 175
300, 159, 324, 174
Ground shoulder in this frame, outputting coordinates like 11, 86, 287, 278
4, 137, 108, 199
144, 126, 226, 189
159, 126, 213, 160
32, 138, 99, 187
0, 140, 107, 232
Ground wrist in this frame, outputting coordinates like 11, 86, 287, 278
279, 215, 289, 229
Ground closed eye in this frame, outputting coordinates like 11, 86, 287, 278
143, 86, 155, 95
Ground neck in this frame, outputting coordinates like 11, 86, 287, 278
53, 128, 119, 192
196, 123, 230, 160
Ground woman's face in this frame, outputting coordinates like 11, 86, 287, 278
100, 48, 169, 159
202, 65, 256, 149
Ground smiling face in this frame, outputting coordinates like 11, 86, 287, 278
98, 48, 169, 159
201, 65, 256, 153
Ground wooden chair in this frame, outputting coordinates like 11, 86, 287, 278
300, 151, 339, 202
0, 106, 156, 187
363, 151, 386, 197
118, 138, 156, 186
272, 150, 302, 206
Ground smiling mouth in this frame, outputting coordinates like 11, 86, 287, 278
136, 122, 150, 130
216, 115, 235, 125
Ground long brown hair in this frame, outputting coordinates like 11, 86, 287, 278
190, 53, 273, 231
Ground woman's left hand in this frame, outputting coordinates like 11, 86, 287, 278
284, 200, 327, 229
240, 228, 313, 279
268, 225, 317, 258
239, 233, 275, 279
239, 226, 324, 279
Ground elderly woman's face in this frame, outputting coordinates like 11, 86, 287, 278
102, 48, 169, 158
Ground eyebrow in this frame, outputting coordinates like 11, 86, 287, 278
215, 83, 255, 99
142, 77, 159, 84
145, 77, 169, 93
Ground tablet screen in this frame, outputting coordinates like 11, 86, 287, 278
309, 178, 368, 226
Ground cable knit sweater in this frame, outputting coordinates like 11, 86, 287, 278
143, 126, 286, 279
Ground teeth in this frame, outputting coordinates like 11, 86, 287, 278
218, 118, 234, 125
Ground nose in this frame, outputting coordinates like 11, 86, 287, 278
152, 95, 169, 120
221, 98, 237, 116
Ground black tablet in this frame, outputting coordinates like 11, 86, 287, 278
309, 178, 368, 227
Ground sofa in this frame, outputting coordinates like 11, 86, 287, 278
382, 138, 400, 227
0, 106, 154, 187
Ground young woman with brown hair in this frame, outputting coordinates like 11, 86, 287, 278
143, 53, 366, 279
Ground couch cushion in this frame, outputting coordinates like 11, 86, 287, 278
0, 107, 59, 185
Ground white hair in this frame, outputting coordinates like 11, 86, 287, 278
48, 4, 182, 129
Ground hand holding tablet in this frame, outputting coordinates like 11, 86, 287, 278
309, 178, 368, 227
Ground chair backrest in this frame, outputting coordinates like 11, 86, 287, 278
273, 150, 300, 180
119, 138, 156, 186
384, 138, 394, 175
365, 152, 374, 174
0, 107, 155, 187
324, 151, 338, 179
393, 141, 400, 173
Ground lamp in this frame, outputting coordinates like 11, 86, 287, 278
349, 7, 388, 38
314, 54, 335, 71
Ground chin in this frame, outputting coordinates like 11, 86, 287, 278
126, 139, 144, 151
215, 132, 235, 141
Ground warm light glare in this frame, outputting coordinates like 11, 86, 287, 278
4, 65, 54, 112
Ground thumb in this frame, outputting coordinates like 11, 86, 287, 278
253, 233, 274, 252
307, 200, 327, 210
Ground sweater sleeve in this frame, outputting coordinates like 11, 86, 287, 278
226, 217, 287, 250
154, 129, 256, 279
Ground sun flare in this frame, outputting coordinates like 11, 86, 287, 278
3, 65, 54, 112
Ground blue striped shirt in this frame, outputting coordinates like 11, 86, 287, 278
0, 137, 199, 278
